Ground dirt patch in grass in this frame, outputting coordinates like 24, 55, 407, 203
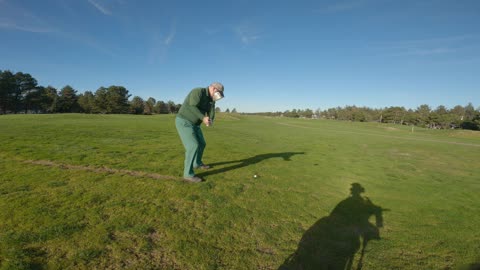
23, 159, 179, 180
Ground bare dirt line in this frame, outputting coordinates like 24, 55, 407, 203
277, 122, 480, 147
23, 159, 179, 180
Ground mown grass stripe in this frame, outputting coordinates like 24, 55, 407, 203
276, 122, 480, 147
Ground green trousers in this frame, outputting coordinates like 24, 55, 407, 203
175, 116, 206, 177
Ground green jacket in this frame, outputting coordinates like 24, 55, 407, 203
177, 87, 216, 125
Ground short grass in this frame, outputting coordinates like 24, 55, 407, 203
1, 114, 479, 270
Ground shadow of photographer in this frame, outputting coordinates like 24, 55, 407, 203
197, 152, 305, 177
280, 183, 388, 270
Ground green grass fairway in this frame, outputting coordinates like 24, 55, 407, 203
1, 114, 479, 270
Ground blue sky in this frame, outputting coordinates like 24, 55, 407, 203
1, 0, 479, 112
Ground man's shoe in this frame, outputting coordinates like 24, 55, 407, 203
183, 176, 203, 183
197, 165, 211, 170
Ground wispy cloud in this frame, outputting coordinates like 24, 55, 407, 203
0, 21, 53, 33
324, 2, 364, 12
0, 1, 55, 33
164, 21, 176, 46
88, 0, 111, 15
378, 35, 473, 57
401, 48, 456, 56
234, 21, 261, 46
148, 21, 177, 63
0, 0, 117, 57
58, 31, 117, 57
316, 0, 370, 13
392, 35, 472, 47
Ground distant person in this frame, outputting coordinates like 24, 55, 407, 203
175, 82, 224, 182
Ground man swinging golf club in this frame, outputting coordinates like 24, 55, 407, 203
175, 82, 224, 182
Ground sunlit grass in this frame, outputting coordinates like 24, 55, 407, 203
1, 114, 479, 269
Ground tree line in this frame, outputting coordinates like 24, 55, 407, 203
1, 70, 479, 130
0, 70, 181, 115
244, 104, 480, 130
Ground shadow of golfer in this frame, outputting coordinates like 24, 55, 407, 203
197, 152, 305, 177
462, 262, 480, 270
279, 183, 388, 270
